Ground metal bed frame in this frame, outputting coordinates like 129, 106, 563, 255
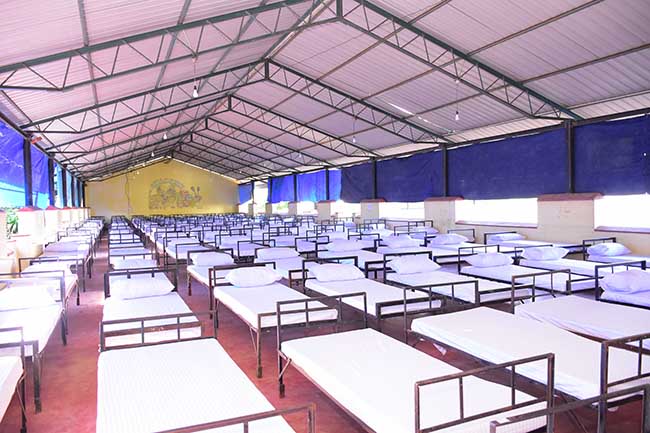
0, 326, 27, 432
18, 255, 83, 306
103, 266, 179, 299
483, 230, 584, 254
276, 298, 557, 433
594, 260, 648, 306
184, 247, 233, 297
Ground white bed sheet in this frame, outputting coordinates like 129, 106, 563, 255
166, 244, 210, 260
462, 264, 594, 292
187, 266, 228, 287
109, 247, 150, 257
376, 246, 432, 256
213, 283, 336, 329
601, 291, 650, 308
429, 242, 483, 252
0, 356, 22, 420
97, 338, 295, 433
411, 307, 650, 400
0, 304, 62, 357
498, 240, 581, 252
589, 254, 650, 264
516, 296, 650, 348
305, 278, 441, 316
282, 328, 545, 433
102, 293, 200, 348
518, 258, 610, 277
387, 271, 522, 304
254, 257, 316, 279
318, 249, 383, 268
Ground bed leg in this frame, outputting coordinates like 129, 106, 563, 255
33, 355, 41, 413
256, 329, 263, 378
18, 375, 26, 433
61, 312, 68, 345
187, 275, 192, 296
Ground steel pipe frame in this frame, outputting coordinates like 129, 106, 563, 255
0, 0, 332, 91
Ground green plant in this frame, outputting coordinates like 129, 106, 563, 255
3, 208, 18, 237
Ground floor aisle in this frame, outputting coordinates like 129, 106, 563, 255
0, 238, 643, 433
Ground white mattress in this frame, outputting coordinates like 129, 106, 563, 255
305, 278, 441, 317
187, 265, 228, 287
254, 257, 315, 280
0, 356, 22, 421
318, 249, 383, 268
282, 328, 545, 433
462, 264, 594, 293
102, 293, 200, 348
600, 291, 650, 308
387, 271, 522, 304
411, 307, 650, 400
518, 258, 609, 277
516, 296, 650, 348
213, 283, 336, 329
109, 247, 150, 257
376, 246, 432, 256
498, 240, 580, 252
166, 244, 210, 260
428, 242, 483, 252
112, 259, 158, 270
97, 339, 295, 433
0, 304, 62, 357
589, 254, 650, 264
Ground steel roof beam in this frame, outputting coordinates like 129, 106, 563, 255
174, 149, 257, 178
229, 95, 379, 158
68, 136, 181, 169
265, 60, 450, 144
338, 0, 582, 121
76, 144, 177, 178
23, 62, 263, 134
205, 117, 330, 167
81, 152, 175, 180
0, 0, 333, 91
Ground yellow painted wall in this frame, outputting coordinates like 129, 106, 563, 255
85, 159, 238, 218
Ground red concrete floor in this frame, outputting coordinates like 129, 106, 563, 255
0, 238, 644, 432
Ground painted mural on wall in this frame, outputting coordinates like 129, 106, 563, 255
148, 178, 202, 210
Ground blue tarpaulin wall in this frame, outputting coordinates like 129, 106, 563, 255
0, 121, 26, 207
31, 145, 50, 208
328, 169, 341, 201
448, 129, 568, 199
297, 170, 327, 202
377, 151, 443, 202
269, 174, 295, 203
341, 162, 374, 203
238, 182, 253, 204
574, 116, 650, 195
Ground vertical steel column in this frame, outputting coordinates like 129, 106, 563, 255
23, 139, 33, 207
61, 168, 68, 207
565, 120, 575, 193
293, 174, 298, 202
81, 181, 86, 207
442, 147, 449, 197
71, 176, 77, 206
325, 168, 330, 201
47, 158, 55, 206
372, 159, 378, 199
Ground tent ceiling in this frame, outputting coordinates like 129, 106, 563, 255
0, 0, 648, 182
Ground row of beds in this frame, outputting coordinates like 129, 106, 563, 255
0, 218, 103, 432
85, 215, 650, 432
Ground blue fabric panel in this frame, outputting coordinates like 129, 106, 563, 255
238, 183, 253, 204
269, 175, 295, 203
377, 151, 443, 201
448, 129, 568, 199
0, 121, 26, 207
328, 169, 341, 201
30, 145, 50, 208
297, 170, 327, 202
341, 162, 374, 203
574, 116, 650, 194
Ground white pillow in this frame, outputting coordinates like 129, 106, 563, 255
110, 274, 175, 299
225, 267, 281, 287
389, 256, 441, 275
326, 240, 364, 252
383, 235, 420, 248
489, 233, 525, 242
465, 252, 512, 268
0, 285, 57, 311
522, 247, 569, 261
311, 264, 364, 282
587, 242, 631, 257
192, 252, 234, 266
257, 248, 299, 260
601, 270, 650, 294
44, 242, 79, 252
23, 262, 71, 276
428, 233, 469, 245
113, 259, 158, 270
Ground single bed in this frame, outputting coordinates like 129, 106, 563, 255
0, 327, 26, 432
516, 296, 650, 349
278, 326, 549, 433
213, 279, 337, 377
484, 231, 583, 253
411, 307, 650, 401
96, 338, 304, 433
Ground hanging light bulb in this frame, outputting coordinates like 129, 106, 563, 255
192, 85, 199, 98
151, 151, 155, 158
455, 110, 460, 121
163, 132, 168, 140
352, 135, 357, 144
